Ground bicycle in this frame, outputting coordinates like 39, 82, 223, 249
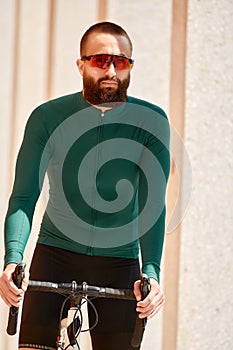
6, 263, 150, 349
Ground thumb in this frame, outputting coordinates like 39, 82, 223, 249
133, 280, 142, 301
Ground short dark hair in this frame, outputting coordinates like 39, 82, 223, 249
80, 22, 133, 56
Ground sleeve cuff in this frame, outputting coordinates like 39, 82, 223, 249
142, 263, 160, 283
4, 251, 23, 269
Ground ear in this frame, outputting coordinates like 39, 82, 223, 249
76, 58, 84, 76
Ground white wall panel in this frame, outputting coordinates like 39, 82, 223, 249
1, 1, 51, 348
51, 0, 98, 98
12, 0, 50, 157
108, 0, 172, 112
0, 1, 18, 348
0, 1, 16, 234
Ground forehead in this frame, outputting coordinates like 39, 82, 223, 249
83, 32, 132, 57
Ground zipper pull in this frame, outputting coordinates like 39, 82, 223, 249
101, 111, 105, 118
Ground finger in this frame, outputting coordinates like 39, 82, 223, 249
137, 292, 164, 313
138, 295, 165, 319
133, 280, 142, 301
1, 294, 11, 307
8, 281, 23, 296
11, 299, 23, 308
147, 299, 165, 319
6, 291, 24, 306
3, 280, 24, 302
137, 286, 163, 307
0, 291, 21, 307
21, 277, 29, 292
137, 291, 165, 315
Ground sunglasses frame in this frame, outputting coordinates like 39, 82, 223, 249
81, 54, 134, 70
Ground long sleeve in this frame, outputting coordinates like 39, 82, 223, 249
138, 111, 170, 282
4, 107, 49, 267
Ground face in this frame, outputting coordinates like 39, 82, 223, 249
76, 32, 133, 106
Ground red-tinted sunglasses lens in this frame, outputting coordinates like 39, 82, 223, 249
85, 55, 133, 70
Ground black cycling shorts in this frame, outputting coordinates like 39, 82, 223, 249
19, 243, 141, 350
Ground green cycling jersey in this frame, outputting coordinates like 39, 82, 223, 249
4, 92, 170, 281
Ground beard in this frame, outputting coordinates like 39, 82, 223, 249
82, 72, 130, 107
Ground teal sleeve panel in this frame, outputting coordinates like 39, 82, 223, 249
4, 108, 49, 267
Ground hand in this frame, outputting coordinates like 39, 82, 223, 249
134, 278, 165, 320
0, 263, 29, 307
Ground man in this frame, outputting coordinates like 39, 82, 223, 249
0, 22, 170, 349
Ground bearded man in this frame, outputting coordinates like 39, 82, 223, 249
0, 22, 170, 350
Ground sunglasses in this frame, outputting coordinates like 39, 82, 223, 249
81, 54, 134, 70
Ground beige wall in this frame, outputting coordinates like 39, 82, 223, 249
0, 1, 232, 349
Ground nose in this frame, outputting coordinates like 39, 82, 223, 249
104, 62, 117, 77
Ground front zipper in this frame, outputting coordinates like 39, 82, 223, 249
87, 110, 105, 255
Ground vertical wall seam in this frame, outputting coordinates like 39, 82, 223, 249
97, 0, 107, 22
162, 0, 188, 349
8, 0, 21, 188
46, 0, 56, 100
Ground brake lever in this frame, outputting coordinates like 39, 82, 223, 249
131, 273, 150, 348
6, 262, 26, 335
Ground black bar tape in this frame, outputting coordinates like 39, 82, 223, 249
7, 262, 26, 335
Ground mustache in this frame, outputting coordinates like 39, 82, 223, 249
98, 76, 120, 84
